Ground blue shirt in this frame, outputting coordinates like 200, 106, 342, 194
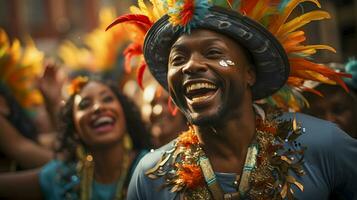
39, 150, 148, 200
127, 113, 357, 200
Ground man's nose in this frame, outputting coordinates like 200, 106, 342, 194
182, 53, 207, 74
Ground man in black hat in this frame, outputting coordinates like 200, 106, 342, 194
107, 1, 357, 199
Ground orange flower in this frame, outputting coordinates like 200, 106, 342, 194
178, 126, 199, 147
256, 118, 277, 135
67, 76, 89, 96
176, 163, 204, 189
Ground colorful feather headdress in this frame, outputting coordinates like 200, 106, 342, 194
59, 8, 130, 74
0, 28, 44, 109
106, 0, 351, 111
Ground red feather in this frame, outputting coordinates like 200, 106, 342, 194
136, 61, 147, 89
181, 0, 195, 26
168, 97, 178, 116
105, 14, 153, 34
240, 0, 259, 15
123, 42, 143, 73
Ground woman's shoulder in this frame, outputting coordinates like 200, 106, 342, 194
39, 159, 79, 200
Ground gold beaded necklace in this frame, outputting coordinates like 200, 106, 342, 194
77, 147, 131, 200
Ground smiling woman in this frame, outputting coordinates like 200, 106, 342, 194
0, 77, 152, 200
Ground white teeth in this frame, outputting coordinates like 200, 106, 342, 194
192, 95, 211, 103
93, 116, 114, 126
186, 82, 217, 93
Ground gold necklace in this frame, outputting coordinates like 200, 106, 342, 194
78, 150, 130, 200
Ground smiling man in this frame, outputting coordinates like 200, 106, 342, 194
107, 0, 357, 199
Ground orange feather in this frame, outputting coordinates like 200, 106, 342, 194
240, 0, 259, 15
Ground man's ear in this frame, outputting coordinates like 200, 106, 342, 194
247, 67, 256, 87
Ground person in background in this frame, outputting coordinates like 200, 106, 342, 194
303, 60, 357, 138
0, 84, 53, 171
149, 85, 187, 148
0, 77, 152, 199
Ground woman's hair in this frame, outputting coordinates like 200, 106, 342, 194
0, 83, 38, 141
57, 79, 152, 162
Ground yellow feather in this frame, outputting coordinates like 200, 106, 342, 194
0, 29, 9, 46
167, 0, 174, 8
280, 31, 305, 43
130, 6, 143, 15
277, 11, 330, 37
289, 45, 336, 54
250, 0, 269, 21
149, 0, 166, 21
138, 0, 154, 21
269, 0, 321, 34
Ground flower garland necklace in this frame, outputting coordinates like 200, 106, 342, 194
146, 113, 306, 200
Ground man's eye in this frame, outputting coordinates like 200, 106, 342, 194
205, 49, 223, 58
171, 55, 186, 66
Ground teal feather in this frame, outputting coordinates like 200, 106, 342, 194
344, 58, 357, 89
231, 0, 241, 10
278, 0, 291, 12
211, 0, 231, 8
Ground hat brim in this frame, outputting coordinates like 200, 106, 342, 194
143, 6, 290, 100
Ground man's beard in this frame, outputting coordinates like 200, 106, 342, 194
188, 104, 227, 126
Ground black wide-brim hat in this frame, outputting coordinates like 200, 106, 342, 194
143, 6, 290, 100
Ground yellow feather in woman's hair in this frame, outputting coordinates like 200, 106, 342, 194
269, 0, 321, 34
277, 10, 330, 37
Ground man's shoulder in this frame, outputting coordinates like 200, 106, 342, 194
281, 112, 341, 141
137, 140, 177, 172
127, 140, 178, 200
280, 112, 352, 157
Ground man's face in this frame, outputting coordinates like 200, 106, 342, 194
167, 29, 255, 125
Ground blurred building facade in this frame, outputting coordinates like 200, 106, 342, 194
0, 0, 134, 56
0, 0, 356, 61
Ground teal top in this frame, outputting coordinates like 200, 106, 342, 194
39, 150, 148, 200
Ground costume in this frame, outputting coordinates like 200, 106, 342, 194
128, 113, 357, 200
39, 150, 148, 200
106, 0, 356, 199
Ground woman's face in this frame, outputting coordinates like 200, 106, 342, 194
73, 81, 126, 148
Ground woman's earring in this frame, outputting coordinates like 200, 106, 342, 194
219, 59, 235, 67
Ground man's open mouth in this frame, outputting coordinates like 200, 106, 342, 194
184, 80, 219, 105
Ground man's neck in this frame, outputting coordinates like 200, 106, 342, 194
194, 105, 256, 173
